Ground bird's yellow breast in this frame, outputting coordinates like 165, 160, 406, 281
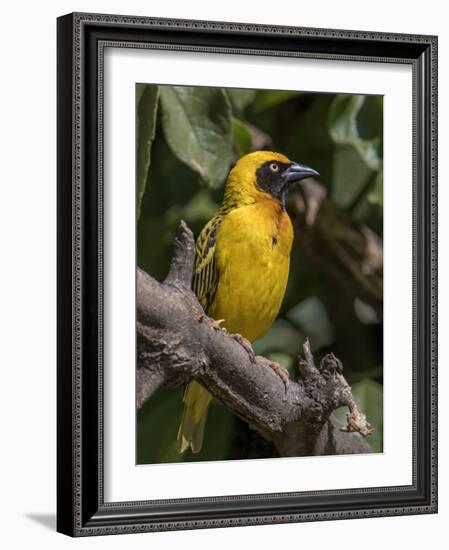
209, 198, 293, 342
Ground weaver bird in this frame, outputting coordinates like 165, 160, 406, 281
177, 151, 319, 454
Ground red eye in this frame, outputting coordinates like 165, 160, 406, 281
270, 162, 280, 172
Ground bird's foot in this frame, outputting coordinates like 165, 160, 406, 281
259, 357, 289, 391
191, 306, 225, 330
229, 333, 256, 364
206, 317, 226, 330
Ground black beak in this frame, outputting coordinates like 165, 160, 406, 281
284, 162, 320, 183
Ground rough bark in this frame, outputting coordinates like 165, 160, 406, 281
137, 221, 374, 457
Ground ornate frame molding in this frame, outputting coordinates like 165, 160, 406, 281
57, 12, 437, 536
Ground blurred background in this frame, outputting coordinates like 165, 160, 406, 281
136, 84, 383, 463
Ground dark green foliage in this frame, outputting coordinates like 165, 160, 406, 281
159, 86, 233, 189
137, 84, 384, 462
136, 84, 159, 219
232, 118, 252, 157
137, 387, 235, 464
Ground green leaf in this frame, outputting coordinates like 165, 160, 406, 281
328, 95, 380, 171
327, 95, 382, 208
357, 95, 384, 144
286, 296, 335, 351
159, 86, 233, 189
136, 83, 145, 105
137, 386, 236, 464
137, 387, 185, 464
136, 84, 159, 219
353, 297, 379, 325
232, 118, 252, 157
331, 146, 373, 208
367, 169, 383, 206
227, 88, 256, 113
253, 319, 304, 357
166, 189, 218, 227
266, 352, 295, 375
252, 90, 304, 113
333, 378, 383, 453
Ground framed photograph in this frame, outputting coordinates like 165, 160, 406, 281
57, 12, 438, 536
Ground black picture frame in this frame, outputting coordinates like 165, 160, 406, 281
57, 12, 438, 536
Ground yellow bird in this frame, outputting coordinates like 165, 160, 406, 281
177, 151, 319, 453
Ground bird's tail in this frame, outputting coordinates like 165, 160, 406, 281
177, 381, 212, 454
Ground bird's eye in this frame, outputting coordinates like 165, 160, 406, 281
269, 162, 280, 172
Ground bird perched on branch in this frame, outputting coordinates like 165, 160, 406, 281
177, 151, 319, 454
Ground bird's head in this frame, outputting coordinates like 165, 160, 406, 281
224, 151, 319, 207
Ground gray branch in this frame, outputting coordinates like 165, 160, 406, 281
137, 221, 373, 457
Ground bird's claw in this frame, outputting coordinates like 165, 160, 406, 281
230, 333, 256, 363
192, 307, 226, 331
260, 357, 289, 391
207, 318, 226, 330
228, 334, 289, 390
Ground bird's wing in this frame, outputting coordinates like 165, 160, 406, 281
193, 215, 222, 313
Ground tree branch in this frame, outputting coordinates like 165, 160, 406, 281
137, 222, 373, 457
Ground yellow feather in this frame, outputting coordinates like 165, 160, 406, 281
209, 198, 292, 341
177, 151, 294, 454
177, 381, 212, 454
